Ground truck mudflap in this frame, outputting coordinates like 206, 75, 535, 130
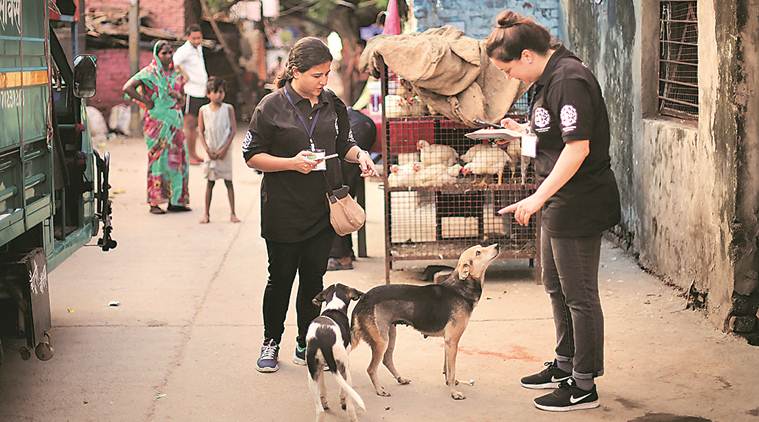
0, 248, 55, 362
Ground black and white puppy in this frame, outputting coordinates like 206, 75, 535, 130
308, 283, 366, 422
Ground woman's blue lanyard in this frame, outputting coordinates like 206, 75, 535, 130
284, 88, 321, 152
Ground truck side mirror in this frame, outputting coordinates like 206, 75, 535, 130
73, 55, 97, 98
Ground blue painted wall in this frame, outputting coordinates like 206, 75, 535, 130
413, 0, 564, 41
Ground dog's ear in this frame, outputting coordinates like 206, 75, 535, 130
347, 287, 364, 301
458, 261, 471, 280
312, 290, 327, 306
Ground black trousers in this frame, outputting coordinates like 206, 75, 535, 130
263, 225, 335, 345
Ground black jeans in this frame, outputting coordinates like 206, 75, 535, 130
263, 225, 335, 346
541, 227, 604, 379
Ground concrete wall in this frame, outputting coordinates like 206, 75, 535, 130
559, 0, 759, 330
413, 0, 563, 40
731, 0, 759, 335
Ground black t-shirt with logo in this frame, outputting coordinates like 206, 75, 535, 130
242, 82, 357, 242
529, 46, 621, 237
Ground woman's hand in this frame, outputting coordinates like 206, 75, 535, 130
168, 90, 185, 105
358, 151, 378, 177
498, 193, 545, 226
500, 117, 529, 132
495, 118, 529, 146
291, 150, 319, 174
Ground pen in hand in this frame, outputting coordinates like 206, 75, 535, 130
314, 153, 339, 163
473, 119, 506, 129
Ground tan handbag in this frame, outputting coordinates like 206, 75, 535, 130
326, 185, 366, 236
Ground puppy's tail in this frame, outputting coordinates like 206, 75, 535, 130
332, 371, 366, 411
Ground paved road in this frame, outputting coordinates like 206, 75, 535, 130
1, 134, 757, 422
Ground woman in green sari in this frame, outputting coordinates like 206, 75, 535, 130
123, 40, 191, 214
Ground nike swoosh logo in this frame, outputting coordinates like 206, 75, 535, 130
570, 393, 592, 404
550, 376, 570, 382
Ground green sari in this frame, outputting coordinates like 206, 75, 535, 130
133, 43, 190, 206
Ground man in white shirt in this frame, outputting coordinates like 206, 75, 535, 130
173, 24, 208, 165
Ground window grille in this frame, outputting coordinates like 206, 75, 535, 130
658, 0, 698, 119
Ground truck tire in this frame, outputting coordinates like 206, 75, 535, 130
35, 342, 54, 361
35, 332, 54, 361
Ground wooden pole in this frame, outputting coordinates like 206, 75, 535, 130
128, 0, 141, 136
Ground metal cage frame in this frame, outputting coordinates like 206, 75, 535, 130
377, 60, 541, 283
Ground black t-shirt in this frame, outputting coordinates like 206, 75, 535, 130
242, 82, 357, 242
530, 46, 621, 237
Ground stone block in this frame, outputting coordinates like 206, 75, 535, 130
730, 293, 755, 316
728, 315, 757, 333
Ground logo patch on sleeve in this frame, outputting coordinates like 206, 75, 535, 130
242, 130, 253, 150
534, 107, 551, 128
560, 105, 578, 131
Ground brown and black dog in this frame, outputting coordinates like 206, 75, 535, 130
351, 243, 500, 400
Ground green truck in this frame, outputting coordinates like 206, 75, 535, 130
0, 0, 115, 364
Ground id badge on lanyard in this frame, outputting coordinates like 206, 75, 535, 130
522, 132, 537, 158
284, 89, 321, 152
522, 92, 540, 158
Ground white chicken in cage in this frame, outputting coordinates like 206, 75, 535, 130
461, 144, 511, 185
387, 162, 421, 187
397, 150, 420, 166
417, 139, 459, 166
461, 142, 493, 163
415, 163, 463, 187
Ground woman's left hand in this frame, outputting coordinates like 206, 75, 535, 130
168, 90, 184, 102
498, 193, 545, 226
358, 152, 378, 177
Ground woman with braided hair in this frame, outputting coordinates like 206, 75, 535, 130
486, 10, 620, 411
243, 37, 377, 373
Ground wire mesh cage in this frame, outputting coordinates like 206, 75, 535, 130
379, 62, 541, 283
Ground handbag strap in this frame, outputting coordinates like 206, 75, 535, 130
282, 88, 335, 193
282, 88, 321, 151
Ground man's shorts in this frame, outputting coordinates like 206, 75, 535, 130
185, 95, 210, 117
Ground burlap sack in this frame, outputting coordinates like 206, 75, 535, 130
360, 26, 527, 126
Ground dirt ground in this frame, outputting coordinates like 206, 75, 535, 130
1, 133, 757, 422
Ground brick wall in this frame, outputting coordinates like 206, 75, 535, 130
86, 0, 187, 37
86, 49, 154, 114
413, 0, 564, 41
